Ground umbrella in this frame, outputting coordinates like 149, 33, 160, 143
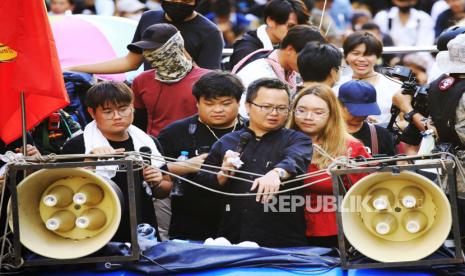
49, 15, 144, 82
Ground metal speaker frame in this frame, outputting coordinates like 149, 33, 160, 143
4, 159, 140, 267
331, 159, 464, 270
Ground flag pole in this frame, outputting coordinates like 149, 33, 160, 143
21, 91, 27, 156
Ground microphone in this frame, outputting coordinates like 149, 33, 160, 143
139, 146, 152, 166
235, 132, 252, 154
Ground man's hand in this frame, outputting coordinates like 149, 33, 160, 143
392, 91, 414, 113
15, 144, 40, 157
217, 150, 238, 185
90, 147, 125, 156
250, 170, 281, 204
143, 166, 163, 188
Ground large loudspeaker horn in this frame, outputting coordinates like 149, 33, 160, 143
8, 168, 122, 259
341, 171, 452, 262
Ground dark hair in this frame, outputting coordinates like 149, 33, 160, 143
86, 81, 133, 109
342, 31, 383, 58
360, 22, 380, 31
264, 0, 310, 25
212, 0, 232, 17
298, 42, 343, 82
246, 78, 290, 103
192, 71, 244, 101
281, 25, 326, 52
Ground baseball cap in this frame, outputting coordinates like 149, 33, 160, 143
338, 80, 381, 116
127, 23, 178, 54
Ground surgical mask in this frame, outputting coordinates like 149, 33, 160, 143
161, 1, 196, 23
142, 32, 193, 83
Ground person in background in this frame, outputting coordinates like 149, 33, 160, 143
373, 0, 434, 59
360, 22, 398, 67
228, 0, 310, 70
206, 0, 252, 48
297, 41, 343, 88
48, 0, 74, 15
117, 0, 147, 21
310, 0, 343, 46
288, 83, 370, 248
66, 0, 223, 75
435, 0, 465, 38
335, 31, 402, 125
61, 81, 170, 242
234, 25, 326, 117
129, 23, 210, 137
158, 71, 245, 241
338, 80, 396, 157
195, 78, 312, 247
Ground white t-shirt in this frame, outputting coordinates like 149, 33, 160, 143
236, 59, 279, 117
374, 7, 434, 47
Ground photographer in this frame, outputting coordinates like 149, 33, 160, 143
392, 32, 465, 151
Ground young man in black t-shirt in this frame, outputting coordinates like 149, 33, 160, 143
62, 81, 170, 242
157, 71, 244, 240
339, 80, 396, 157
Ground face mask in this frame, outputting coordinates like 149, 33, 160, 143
142, 32, 193, 83
161, 1, 196, 23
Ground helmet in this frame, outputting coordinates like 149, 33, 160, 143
437, 25, 465, 51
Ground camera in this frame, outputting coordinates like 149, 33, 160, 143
382, 66, 430, 144
388, 66, 429, 116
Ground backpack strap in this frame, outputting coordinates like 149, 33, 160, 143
368, 123, 379, 155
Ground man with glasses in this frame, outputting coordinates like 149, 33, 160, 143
195, 78, 312, 247
62, 81, 170, 242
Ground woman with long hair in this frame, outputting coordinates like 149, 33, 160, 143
288, 83, 370, 248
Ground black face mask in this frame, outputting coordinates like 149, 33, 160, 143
398, 6, 412, 13
161, 1, 196, 23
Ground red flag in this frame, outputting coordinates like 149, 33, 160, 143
0, 1, 69, 144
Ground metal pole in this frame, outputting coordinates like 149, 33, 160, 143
20, 91, 27, 157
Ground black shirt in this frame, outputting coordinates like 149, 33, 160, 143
229, 30, 263, 70
157, 114, 244, 240
353, 122, 396, 157
194, 126, 312, 247
132, 11, 224, 70
61, 134, 159, 242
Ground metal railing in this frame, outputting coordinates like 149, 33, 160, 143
222, 45, 439, 56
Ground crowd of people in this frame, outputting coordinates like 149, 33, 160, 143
2, 0, 465, 249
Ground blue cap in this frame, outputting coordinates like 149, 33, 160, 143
338, 80, 381, 116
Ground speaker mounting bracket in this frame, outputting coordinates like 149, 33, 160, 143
332, 158, 465, 270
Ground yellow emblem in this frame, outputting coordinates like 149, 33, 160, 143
0, 43, 17, 62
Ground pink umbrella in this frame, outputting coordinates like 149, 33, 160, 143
49, 14, 143, 81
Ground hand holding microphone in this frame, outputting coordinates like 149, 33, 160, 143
225, 132, 253, 169
217, 132, 252, 185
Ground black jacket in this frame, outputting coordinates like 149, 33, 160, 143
228, 30, 264, 70
194, 126, 312, 247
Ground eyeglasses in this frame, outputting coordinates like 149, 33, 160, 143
251, 102, 290, 115
101, 106, 133, 120
294, 108, 328, 121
